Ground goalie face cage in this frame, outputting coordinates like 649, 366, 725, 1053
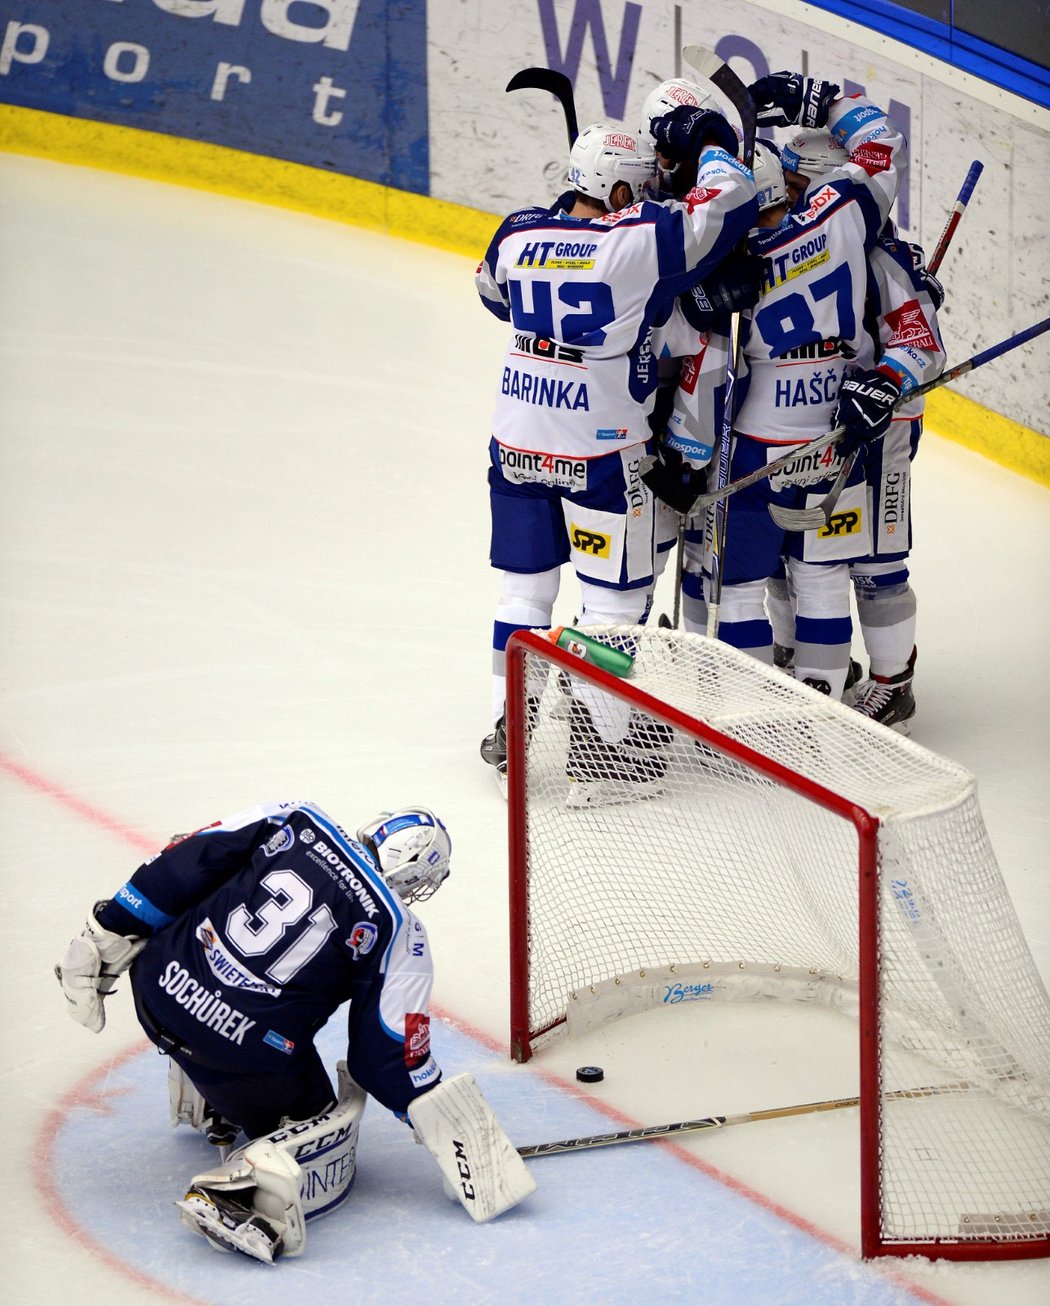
506, 628, 1050, 1261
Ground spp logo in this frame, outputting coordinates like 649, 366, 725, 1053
818, 508, 862, 538
571, 525, 611, 557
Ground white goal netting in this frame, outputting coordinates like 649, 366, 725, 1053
509, 627, 1050, 1257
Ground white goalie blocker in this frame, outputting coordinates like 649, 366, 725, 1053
176, 1061, 367, 1263
409, 1072, 536, 1223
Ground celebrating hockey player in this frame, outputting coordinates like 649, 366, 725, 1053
476, 105, 757, 786
678, 71, 908, 700
55, 799, 534, 1262
765, 127, 946, 729
634, 78, 766, 619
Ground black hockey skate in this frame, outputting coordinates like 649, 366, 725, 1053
565, 700, 669, 808
852, 670, 916, 734
480, 714, 508, 797
842, 655, 864, 705
480, 715, 507, 774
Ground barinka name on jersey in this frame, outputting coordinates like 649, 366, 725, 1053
98, 800, 440, 1115
735, 94, 906, 444
476, 148, 758, 462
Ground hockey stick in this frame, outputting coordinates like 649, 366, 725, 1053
677, 46, 756, 638
506, 68, 579, 146
928, 159, 983, 276
770, 160, 983, 531
656, 47, 755, 630
686, 316, 1050, 516
517, 1082, 969, 1157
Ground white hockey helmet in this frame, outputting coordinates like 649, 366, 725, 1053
781, 127, 846, 179
567, 123, 657, 210
752, 140, 788, 213
637, 78, 718, 152
356, 807, 451, 905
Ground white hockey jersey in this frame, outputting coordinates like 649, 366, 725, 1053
734, 95, 907, 444
476, 148, 757, 460
861, 225, 946, 421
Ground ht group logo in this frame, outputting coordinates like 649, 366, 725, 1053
0, 1, 429, 190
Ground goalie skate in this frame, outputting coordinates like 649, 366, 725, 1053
176, 1186, 284, 1263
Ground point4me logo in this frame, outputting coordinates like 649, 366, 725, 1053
0, 0, 429, 192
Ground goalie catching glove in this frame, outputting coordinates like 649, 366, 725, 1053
748, 72, 839, 129
55, 902, 145, 1033
833, 367, 902, 458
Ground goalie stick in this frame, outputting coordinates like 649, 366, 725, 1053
684, 315, 1050, 517
506, 68, 579, 146
679, 46, 756, 638
770, 159, 984, 532
518, 1082, 969, 1157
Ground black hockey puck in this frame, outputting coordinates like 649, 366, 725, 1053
576, 1065, 604, 1083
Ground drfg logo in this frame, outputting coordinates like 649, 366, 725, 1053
570, 525, 611, 557
818, 508, 862, 539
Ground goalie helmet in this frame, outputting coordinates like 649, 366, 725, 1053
637, 78, 719, 152
781, 127, 846, 179
567, 124, 657, 210
356, 807, 451, 905
752, 140, 788, 213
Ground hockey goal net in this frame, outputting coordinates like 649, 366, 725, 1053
505, 626, 1050, 1260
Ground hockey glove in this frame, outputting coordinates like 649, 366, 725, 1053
833, 368, 902, 458
650, 105, 739, 163
56, 902, 146, 1033
681, 252, 766, 328
640, 444, 707, 515
906, 242, 945, 309
749, 72, 840, 129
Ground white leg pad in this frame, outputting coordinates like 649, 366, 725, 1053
408, 1073, 535, 1223
168, 1059, 207, 1130
176, 1061, 366, 1261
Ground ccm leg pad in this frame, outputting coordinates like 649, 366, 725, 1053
175, 1060, 366, 1262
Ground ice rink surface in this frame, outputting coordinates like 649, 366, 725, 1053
1, 154, 1048, 1305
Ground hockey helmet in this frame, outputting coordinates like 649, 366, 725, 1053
781, 127, 846, 179
752, 140, 788, 213
356, 807, 451, 905
568, 124, 657, 210
637, 78, 719, 152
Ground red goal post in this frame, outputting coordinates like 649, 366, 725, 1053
505, 626, 1050, 1261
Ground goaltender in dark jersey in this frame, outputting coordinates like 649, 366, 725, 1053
97, 800, 442, 1116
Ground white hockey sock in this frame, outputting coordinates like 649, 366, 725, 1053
855, 590, 916, 679
492, 567, 561, 723
789, 559, 852, 700
765, 572, 795, 650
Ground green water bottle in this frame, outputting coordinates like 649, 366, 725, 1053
548, 626, 635, 677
